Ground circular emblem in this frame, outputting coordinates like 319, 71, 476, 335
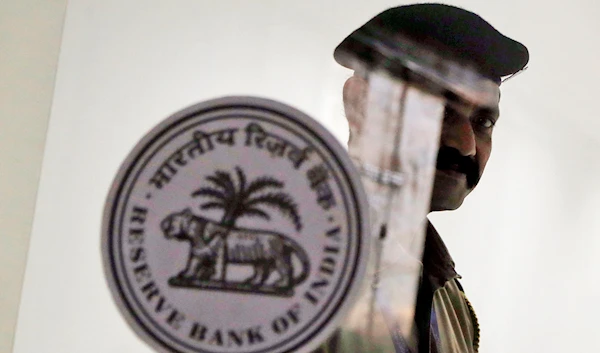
102, 96, 369, 353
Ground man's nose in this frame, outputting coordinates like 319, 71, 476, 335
440, 116, 476, 157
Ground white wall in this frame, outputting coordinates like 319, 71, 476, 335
0, 1, 67, 352
13, 0, 600, 352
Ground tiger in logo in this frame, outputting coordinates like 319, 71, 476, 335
161, 208, 311, 291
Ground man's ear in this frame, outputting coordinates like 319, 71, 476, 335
342, 75, 368, 134
342, 75, 367, 109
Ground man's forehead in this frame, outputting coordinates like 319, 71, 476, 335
444, 88, 500, 117
348, 71, 500, 111
482, 86, 501, 107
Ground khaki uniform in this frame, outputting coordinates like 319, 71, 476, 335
315, 222, 479, 353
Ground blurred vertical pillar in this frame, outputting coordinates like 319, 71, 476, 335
0, 0, 67, 351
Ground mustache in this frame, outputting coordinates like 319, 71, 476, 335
436, 146, 480, 188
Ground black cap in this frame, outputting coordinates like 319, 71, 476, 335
334, 3, 529, 84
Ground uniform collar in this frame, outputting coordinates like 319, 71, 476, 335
422, 220, 460, 290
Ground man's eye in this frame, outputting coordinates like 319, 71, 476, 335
473, 115, 496, 130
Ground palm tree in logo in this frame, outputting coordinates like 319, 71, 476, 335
191, 166, 302, 231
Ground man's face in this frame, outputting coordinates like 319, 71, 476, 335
343, 75, 500, 211
430, 100, 499, 211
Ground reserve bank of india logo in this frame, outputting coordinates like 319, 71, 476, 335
102, 97, 369, 353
